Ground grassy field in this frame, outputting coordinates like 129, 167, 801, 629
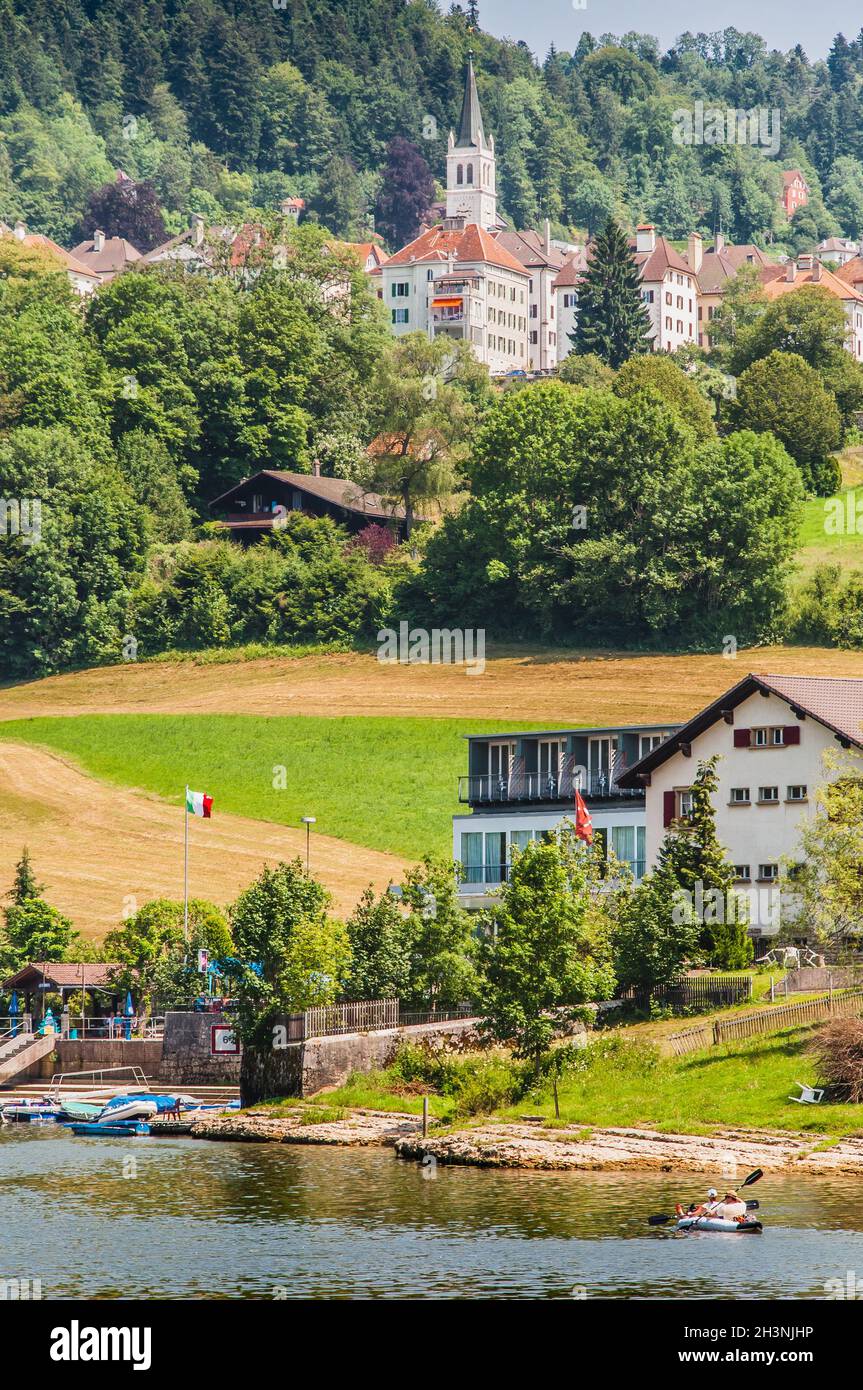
291, 1026, 863, 1138
0, 713, 529, 860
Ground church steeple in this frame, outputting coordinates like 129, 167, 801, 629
456, 54, 485, 149
446, 55, 498, 230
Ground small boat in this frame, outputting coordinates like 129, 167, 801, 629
70, 1121, 150, 1137
676, 1215, 763, 1234
97, 1098, 158, 1125
56, 1100, 105, 1123
1, 1099, 60, 1123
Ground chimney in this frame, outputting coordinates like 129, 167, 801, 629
812, 259, 823, 282
312, 459, 322, 477
93, 229, 105, 253
191, 213, 205, 247
13, 220, 26, 241
544, 218, 551, 255
786, 259, 797, 282
798, 252, 813, 271
714, 232, 725, 255
635, 224, 656, 254
687, 231, 703, 274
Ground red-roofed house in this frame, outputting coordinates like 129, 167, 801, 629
381, 221, 530, 373
760, 255, 863, 359
782, 170, 810, 219
3, 221, 100, 295
69, 228, 142, 283
553, 248, 588, 361
493, 223, 567, 370
630, 225, 699, 353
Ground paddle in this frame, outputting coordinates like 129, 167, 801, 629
647, 1168, 763, 1225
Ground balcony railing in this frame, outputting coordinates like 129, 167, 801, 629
458, 771, 642, 804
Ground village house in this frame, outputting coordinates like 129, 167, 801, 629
209, 464, 407, 544
760, 254, 863, 359
683, 232, 773, 347
70, 228, 142, 283
552, 248, 588, 362
818, 235, 859, 266
2, 220, 100, 295
782, 169, 810, 219
453, 721, 678, 909
631, 224, 700, 352
618, 673, 863, 939
492, 224, 566, 371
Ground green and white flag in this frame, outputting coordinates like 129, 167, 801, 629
186, 788, 213, 819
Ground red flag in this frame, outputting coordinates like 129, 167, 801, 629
574, 790, 593, 845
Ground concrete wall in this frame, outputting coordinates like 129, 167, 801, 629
240, 1017, 480, 1104
160, 1013, 241, 1086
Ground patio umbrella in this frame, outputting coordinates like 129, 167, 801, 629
124, 990, 134, 1040
9, 990, 18, 1038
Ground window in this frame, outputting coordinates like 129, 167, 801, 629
611, 825, 646, 880
753, 726, 785, 747
466, 163, 473, 183
457, 164, 464, 185
758, 786, 779, 802
758, 863, 779, 881
787, 784, 808, 801
734, 865, 751, 882
665, 292, 672, 305
665, 316, 672, 329
460, 832, 483, 884
391, 282, 409, 298
676, 295, 683, 309
485, 830, 506, 884
639, 733, 668, 756
489, 742, 514, 782
730, 787, 750, 804
530, 304, 538, 318
676, 320, 683, 334
509, 829, 534, 856
563, 292, 577, 308
391, 308, 409, 324
530, 331, 538, 344
642, 289, 654, 303
677, 789, 693, 817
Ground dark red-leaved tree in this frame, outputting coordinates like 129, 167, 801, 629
73, 178, 168, 253
349, 523, 397, 564
373, 137, 435, 250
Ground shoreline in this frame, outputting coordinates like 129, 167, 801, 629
179, 1109, 863, 1174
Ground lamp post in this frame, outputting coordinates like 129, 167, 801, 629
301, 816, 316, 874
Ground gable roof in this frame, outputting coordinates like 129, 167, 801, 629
69, 236, 142, 276
629, 234, 695, 283
209, 470, 406, 522
835, 255, 863, 287
760, 260, 863, 303
385, 222, 528, 275
456, 56, 485, 149
493, 228, 566, 270
782, 169, 809, 188
617, 673, 863, 787
340, 241, 390, 270
3, 961, 122, 990
553, 248, 588, 288
2, 230, 100, 283
693, 243, 772, 294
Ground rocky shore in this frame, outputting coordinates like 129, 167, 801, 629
174, 1107, 863, 1174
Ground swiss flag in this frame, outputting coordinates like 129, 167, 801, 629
574, 790, 593, 845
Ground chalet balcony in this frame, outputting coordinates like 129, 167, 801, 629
457, 771, 643, 805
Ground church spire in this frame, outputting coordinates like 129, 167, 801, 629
455, 53, 485, 149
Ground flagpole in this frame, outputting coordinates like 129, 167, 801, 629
183, 785, 189, 943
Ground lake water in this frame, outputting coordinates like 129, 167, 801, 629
3, 1125, 863, 1299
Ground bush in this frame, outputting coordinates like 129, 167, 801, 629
810, 1017, 863, 1101
389, 1042, 527, 1116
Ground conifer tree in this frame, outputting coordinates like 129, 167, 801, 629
7, 847, 43, 906
657, 757, 753, 968
571, 217, 651, 367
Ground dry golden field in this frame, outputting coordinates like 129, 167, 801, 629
3, 644, 863, 725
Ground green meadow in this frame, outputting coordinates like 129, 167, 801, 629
0, 714, 544, 860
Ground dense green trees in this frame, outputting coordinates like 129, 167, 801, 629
402, 380, 802, 648
570, 218, 651, 367
733, 351, 842, 495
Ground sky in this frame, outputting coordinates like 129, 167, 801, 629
478, 0, 858, 62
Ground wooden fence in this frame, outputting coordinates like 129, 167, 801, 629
624, 974, 753, 1015
667, 988, 863, 1057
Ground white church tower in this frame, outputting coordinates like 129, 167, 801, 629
446, 55, 498, 231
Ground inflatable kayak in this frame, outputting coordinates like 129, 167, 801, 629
70, 1121, 150, 1137
676, 1215, 763, 1234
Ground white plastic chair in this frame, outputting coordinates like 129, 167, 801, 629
790, 1081, 824, 1104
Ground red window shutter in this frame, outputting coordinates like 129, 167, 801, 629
663, 790, 676, 827
783, 725, 800, 745
733, 729, 750, 748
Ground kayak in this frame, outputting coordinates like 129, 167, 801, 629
677, 1216, 763, 1234
70, 1121, 150, 1137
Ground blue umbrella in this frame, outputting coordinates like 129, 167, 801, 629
124, 990, 134, 1041
9, 990, 18, 1038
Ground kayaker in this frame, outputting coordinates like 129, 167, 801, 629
675, 1187, 719, 1217
713, 1191, 747, 1221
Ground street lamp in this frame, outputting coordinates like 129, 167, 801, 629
301, 816, 316, 874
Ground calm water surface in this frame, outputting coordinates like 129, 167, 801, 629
3, 1125, 863, 1299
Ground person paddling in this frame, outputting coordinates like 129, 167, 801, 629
675, 1187, 719, 1218
713, 1191, 748, 1221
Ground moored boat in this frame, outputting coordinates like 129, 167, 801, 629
1, 1098, 60, 1123
70, 1121, 150, 1137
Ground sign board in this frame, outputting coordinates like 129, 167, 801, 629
197, 949, 209, 973
210, 1024, 239, 1056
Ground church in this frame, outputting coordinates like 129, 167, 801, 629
380, 58, 533, 375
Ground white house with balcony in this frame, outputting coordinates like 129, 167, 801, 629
618, 673, 863, 939
453, 722, 679, 909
